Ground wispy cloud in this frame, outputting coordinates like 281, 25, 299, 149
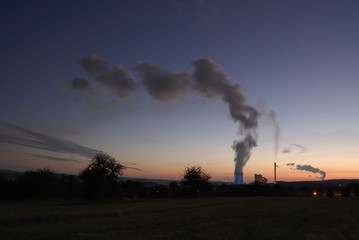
124, 161, 137, 166
0, 122, 98, 158
125, 166, 144, 172
30, 154, 82, 163
282, 144, 307, 154
122, 161, 143, 171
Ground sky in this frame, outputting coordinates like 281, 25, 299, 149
1, 0, 359, 183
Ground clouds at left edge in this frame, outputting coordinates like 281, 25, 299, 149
0, 122, 95, 173
0, 122, 145, 174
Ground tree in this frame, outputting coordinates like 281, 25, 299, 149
17, 168, 59, 198
79, 152, 125, 199
181, 165, 212, 195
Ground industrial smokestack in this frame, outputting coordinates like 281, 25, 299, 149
274, 162, 277, 184
269, 111, 280, 184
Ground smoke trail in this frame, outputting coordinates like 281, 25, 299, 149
80, 54, 109, 75
269, 111, 280, 161
71, 54, 139, 98
192, 59, 258, 129
191, 59, 258, 184
135, 58, 258, 183
135, 62, 191, 101
296, 164, 326, 180
70, 55, 259, 184
232, 134, 257, 175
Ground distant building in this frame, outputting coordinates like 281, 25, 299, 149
254, 174, 267, 184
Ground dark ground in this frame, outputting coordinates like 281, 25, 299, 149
1, 196, 359, 240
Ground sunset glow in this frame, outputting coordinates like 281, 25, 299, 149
1, 1, 359, 183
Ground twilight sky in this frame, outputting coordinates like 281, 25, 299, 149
1, 0, 359, 182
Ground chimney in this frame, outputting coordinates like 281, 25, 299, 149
274, 162, 277, 184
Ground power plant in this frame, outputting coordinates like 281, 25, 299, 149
254, 174, 267, 184
233, 161, 277, 185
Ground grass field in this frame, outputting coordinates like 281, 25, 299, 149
1, 197, 359, 240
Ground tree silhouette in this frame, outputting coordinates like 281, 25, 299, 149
168, 181, 180, 197
13, 168, 60, 198
79, 152, 125, 199
181, 165, 212, 195
122, 180, 148, 198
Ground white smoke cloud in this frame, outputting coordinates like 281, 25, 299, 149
69, 54, 138, 99
135, 58, 258, 179
70, 77, 92, 91
80, 54, 109, 75
192, 59, 258, 130
192, 58, 231, 98
135, 62, 191, 101
96, 65, 138, 98
68, 56, 259, 181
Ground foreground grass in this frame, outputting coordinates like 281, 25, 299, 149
1, 197, 359, 240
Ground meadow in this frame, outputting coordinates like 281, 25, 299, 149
1, 197, 359, 240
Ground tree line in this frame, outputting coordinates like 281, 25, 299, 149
1, 152, 359, 200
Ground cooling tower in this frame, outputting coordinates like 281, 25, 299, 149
234, 172, 243, 184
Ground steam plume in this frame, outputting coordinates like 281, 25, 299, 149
70, 55, 258, 183
80, 54, 109, 75
71, 54, 138, 98
296, 164, 326, 180
269, 110, 280, 161
135, 58, 258, 184
96, 65, 138, 98
135, 62, 191, 101
70, 78, 92, 91
232, 134, 257, 175
192, 59, 258, 184
192, 59, 258, 129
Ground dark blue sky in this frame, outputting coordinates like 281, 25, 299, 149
1, 0, 359, 181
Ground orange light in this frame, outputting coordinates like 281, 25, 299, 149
313, 191, 318, 196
